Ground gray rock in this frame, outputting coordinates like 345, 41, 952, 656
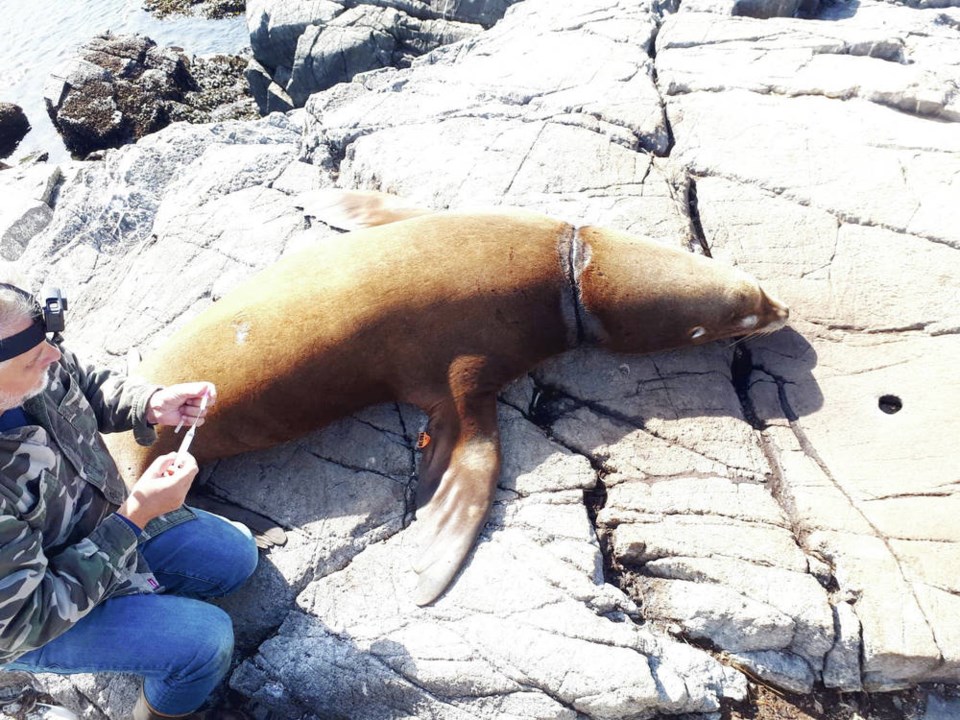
285, 6, 480, 106
823, 602, 863, 691
0, 163, 65, 260
640, 576, 798, 652
922, 691, 960, 720
644, 556, 834, 667
659, 0, 960, 692
244, 58, 295, 114
245, 0, 515, 111
247, 0, 516, 70
728, 650, 816, 694
680, 0, 820, 17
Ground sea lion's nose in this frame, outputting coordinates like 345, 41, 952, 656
761, 289, 790, 322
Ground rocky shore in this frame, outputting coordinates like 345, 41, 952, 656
143, 0, 246, 20
1, 0, 959, 718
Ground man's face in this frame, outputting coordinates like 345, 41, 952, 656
0, 315, 62, 410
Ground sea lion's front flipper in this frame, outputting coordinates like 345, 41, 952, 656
298, 189, 432, 231
411, 394, 501, 606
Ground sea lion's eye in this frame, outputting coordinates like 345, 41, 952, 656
739, 315, 758, 329
690, 326, 706, 340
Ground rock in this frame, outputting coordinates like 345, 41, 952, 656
922, 691, 960, 720
644, 556, 834, 667
0, 102, 30, 158
640, 576, 798, 652
0, 163, 65, 260
245, 0, 521, 111
144, 0, 245, 19
247, 2, 486, 113
167, 53, 259, 124
680, 0, 820, 17
44, 34, 186, 157
824, 602, 863, 691
243, 57, 294, 114
658, 0, 960, 692
247, 0, 516, 70
283, 6, 480, 106
6, 0, 960, 714
44, 33, 255, 158
728, 650, 817, 694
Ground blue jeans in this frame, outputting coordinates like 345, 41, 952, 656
4, 508, 258, 715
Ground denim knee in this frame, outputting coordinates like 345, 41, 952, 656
217, 521, 259, 596
143, 509, 261, 599
145, 605, 235, 715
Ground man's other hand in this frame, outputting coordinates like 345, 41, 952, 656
118, 452, 198, 529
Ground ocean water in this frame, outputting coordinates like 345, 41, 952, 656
0, 0, 249, 163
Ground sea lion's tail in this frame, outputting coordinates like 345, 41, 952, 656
298, 189, 433, 231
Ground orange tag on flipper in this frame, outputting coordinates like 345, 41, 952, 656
416, 431, 431, 449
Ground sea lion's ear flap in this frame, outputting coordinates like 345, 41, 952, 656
411, 396, 501, 605
296, 189, 433, 231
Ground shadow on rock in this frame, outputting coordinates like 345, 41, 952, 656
523, 326, 822, 457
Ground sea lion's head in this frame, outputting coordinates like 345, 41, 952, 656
577, 226, 789, 354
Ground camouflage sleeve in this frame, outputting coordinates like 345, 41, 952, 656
60, 346, 162, 446
0, 504, 139, 661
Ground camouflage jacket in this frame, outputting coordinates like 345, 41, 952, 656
0, 346, 193, 664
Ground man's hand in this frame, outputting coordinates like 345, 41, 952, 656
117, 452, 198, 529
145, 382, 216, 428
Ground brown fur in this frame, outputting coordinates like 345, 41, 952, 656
108, 200, 788, 604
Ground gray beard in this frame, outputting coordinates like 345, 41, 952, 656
0, 369, 50, 412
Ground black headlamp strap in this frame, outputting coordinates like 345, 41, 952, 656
0, 317, 47, 361
0, 283, 47, 362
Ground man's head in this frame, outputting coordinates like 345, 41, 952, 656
0, 269, 62, 412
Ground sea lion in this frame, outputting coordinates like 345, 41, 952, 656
108, 194, 789, 605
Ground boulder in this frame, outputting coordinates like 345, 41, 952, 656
0, 102, 30, 158
44, 33, 256, 158
244, 0, 521, 112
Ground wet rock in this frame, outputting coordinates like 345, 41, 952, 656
44, 34, 187, 157
144, 0, 245, 19
0, 102, 30, 159
44, 33, 255, 158
167, 53, 259, 124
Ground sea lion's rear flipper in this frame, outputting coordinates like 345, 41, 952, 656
411, 395, 500, 606
298, 189, 432, 231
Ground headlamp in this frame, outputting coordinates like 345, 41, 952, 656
0, 284, 68, 362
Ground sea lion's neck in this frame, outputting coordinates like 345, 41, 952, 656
557, 225, 607, 348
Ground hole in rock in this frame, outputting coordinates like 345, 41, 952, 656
878, 395, 902, 414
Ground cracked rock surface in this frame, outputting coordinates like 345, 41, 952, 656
5, 0, 959, 716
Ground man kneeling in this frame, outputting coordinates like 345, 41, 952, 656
0, 274, 257, 719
